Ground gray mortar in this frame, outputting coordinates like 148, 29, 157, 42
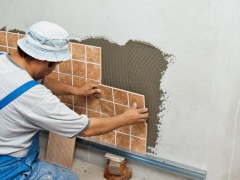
8, 29, 25, 34
0, 27, 7, 31
81, 38, 169, 151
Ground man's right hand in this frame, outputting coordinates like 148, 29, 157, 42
121, 103, 148, 125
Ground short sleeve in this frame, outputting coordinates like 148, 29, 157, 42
23, 86, 89, 138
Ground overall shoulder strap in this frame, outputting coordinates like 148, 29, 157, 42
0, 80, 39, 110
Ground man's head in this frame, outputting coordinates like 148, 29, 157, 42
17, 21, 71, 79
18, 21, 71, 62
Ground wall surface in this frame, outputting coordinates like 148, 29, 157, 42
1, 0, 240, 179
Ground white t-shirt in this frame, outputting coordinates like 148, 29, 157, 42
0, 53, 89, 157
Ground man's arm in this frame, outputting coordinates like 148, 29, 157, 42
80, 103, 148, 137
43, 76, 100, 96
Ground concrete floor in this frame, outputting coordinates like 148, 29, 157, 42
72, 159, 106, 180
39, 146, 140, 180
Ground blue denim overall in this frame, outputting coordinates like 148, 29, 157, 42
0, 54, 79, 179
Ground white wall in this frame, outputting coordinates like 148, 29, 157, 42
1, 0, 240, 179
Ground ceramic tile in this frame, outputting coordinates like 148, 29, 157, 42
87, 110, 100, 118
116, 132, 130, 149
87, 63, 101, 80
116, 125, 130, 135
113, 88, 128, 106
74, 106, 86, 115
114, 104, 127, 115
47, 72, 58, 80
52, 64, 59, 72
8, 47, 17, 55
131, 137, 146, 153
59, 60, 72, 74
73, 76, 86, 86
72, 60, 86, 77
66, 104, 73, 110
86, 78, 100, 85
87, 96, 100, 112
68, 43, 72, 54
72, 43, 85, 60
128, 92, 145, 108
74, 95, 86, 108
131, 122, 147, 138
0, 46, 7, 52
98, 84, 113, 101
46, 132, 76, 169
90, 135, 101, 141
7, 33, 18, 48
101, 131, 115, 145
86, 46, 101, 64
100, 99, 115, 116
59, 73, 72, 85
0, 31, 7, 46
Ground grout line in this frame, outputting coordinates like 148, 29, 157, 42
112, 87, 117, 145
126, 91, 133, 150
6, 31, 8, 53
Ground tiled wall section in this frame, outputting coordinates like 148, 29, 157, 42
0, 30, 147, 153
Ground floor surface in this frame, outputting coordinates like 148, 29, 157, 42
39, 147, 140, 180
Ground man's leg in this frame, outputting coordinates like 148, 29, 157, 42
28, 159, 79, 180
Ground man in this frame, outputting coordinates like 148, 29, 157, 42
0, 21, 148, 179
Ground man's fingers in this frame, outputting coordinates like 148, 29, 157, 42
138, 107, 148, 114
140, 112, 148, 119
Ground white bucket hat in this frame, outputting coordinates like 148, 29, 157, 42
18, 21, 71, 62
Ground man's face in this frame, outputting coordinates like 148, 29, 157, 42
33, 61, 60, 80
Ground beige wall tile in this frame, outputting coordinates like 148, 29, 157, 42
87, 63, 100, 80
47, 72, 58, 80
100, 99, 114, 116
98, 84, 113, 101
131, 137, 146, 153
7, 33, 18, 48
59, 73, 72, 85
0, 46, 7, 52
86, 46, 101, 64
8, 47, 17, 55
72, 43, 85, 60
87, 96, 100, 112
74, 106, 87, 115
73, 60, 86, 77
116, 133, 130, 149
0, 32, 7, 46
114, 89, 128, 106
101, 131, 115, 145
59, 60, 72, 74
131, 122, 147, 138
